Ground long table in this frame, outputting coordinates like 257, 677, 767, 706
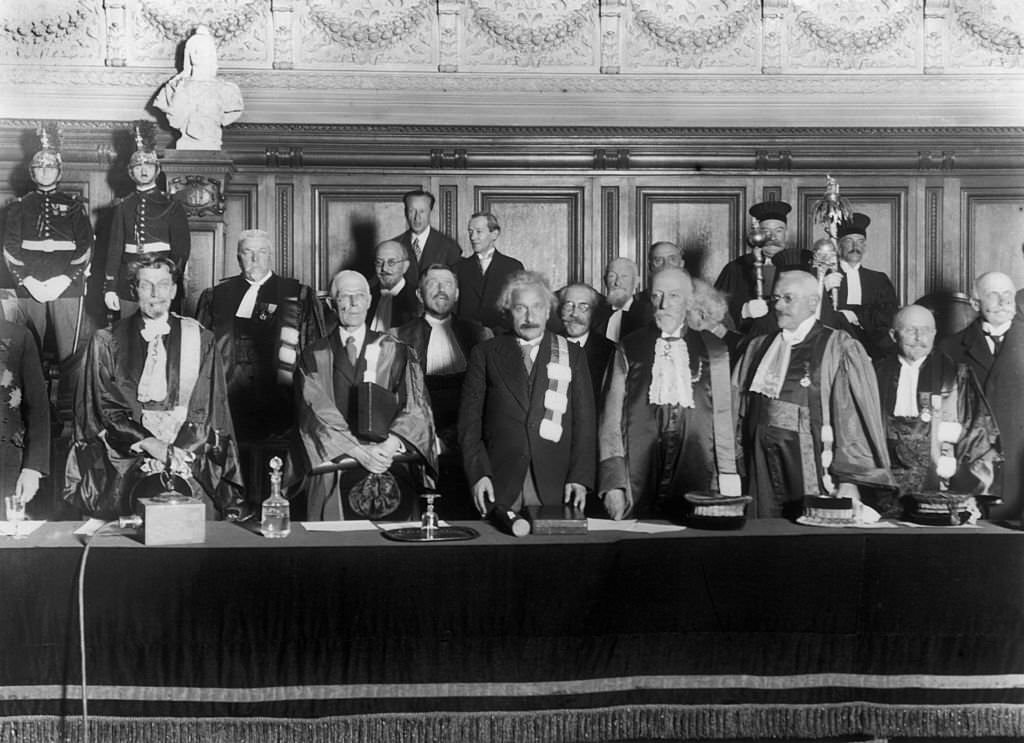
0, 518, 1022, 742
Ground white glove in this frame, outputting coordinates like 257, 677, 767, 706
104, 291, 121, 311
741, 298, 769, 319
822, 273, 843, 291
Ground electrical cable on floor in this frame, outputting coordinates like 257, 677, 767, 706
76, 517, 140, 743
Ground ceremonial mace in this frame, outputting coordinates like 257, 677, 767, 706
747, 217, 770, 300
810, 175, 853, 311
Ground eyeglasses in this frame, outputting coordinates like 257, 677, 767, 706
137, 280, 175, 294
374, 258, 408, 270
770, 294, 803, 305
561, 302, 592, 314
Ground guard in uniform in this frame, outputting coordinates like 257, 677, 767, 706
104, 122, 191, 318
1, 125, 93, 367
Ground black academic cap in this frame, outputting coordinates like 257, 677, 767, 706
749, 201, 792, 224
837, 212, 871, 238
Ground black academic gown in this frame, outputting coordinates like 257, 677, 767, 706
943, 316, 1024, 521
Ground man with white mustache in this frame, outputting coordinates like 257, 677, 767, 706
943, 272, 1024, 523
872, 304, 1000, 516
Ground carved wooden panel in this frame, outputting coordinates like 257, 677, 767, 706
312, 185, 416, 290
475, 185, 585, 290
181, 222, 223, 317
798, 186, 906, 301
601, 185, 620, 271
439, 184, 459, 247
276, 182, 295, 277
961, 188, 1024, 290
635, 186, 744, 285
222, 183, 258, 279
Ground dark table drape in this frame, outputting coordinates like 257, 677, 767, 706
0, 520, 1022, 742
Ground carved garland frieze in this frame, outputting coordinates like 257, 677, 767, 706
307, 0, 432, 49
0, 0, 99, 58
466, 0, 594, 55
629, 0, 756, 55
954, 3, 1024, 55
792, 1, 920, 54
139, 0, 264, 44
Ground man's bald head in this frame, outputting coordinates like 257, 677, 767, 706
972, 271, 1017, 327
892, 304, 936, 362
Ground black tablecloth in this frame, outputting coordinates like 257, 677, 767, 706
0, 519, 1022, 741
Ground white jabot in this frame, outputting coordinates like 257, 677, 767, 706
235, 271, 273, 319
750, 315, 817, 399
567, 331, 589, 347
840, 261, 862, 305
424, 314, 467, 375
138, 317, 172, 403
648, 325, 694, 408
605, 296, 634, 342
894, 356, 926, 417
371, 280, 405, 332
476, 248, 496, 275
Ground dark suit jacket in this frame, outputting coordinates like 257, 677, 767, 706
393, 227, 462, 289
459, 332, 596, 510
454, 250, 524, 333
592, 294, 655, 340
942, 316, 1024, 521
396, 316, 491, 375
0, 319, 49, 488
832, 265, 898, 359
576, 333, 615, 403
368, 281, 421, 330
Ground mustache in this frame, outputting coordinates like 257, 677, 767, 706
519, 323, 541, 329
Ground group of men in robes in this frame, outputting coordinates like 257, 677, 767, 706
2, 134, 1017, 527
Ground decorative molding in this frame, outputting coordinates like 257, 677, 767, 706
439, 185, 458, 239
954, 2, 1024, 56
298, 0, 434, 68
762, 185, 783, 203
276, 181, 294, 276
762, 0, 786, 74
437, 0, 461, 73
601, 185, 619, 268
138, 0, 263, 44
630, 0, 756, 56
926, 185, 942, 291
755, 149, 792, 171
306, 0, 431, 49
462, 0, 597, 68
793, 1, 919, 55
271, 0, 296, 70
917, 150, 956, 170
598, 0, 625, 73
787, 1, 923, 71
0, 0, 101, 60
103, 0, 128, 67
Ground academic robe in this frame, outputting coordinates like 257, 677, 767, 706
831, 266, 898, 359
592, 294, 655, 340
392, 227, 462, 290
598, 327, 727, 519
63, 313, 245, 519
576, 332, 616, 405
396, 315, 491, 436
0, 319, 49, 517
734, 322, 894, 518
368, 280, 421, 331
714, 248, 812, 330
942, 316, 1024, 521
458, 332, 596, 510
873, 350, 1000, 515
195, 272, 324, 440
104, 188, 191, 300
294, 329, 437, 521
454, 250, 524, 333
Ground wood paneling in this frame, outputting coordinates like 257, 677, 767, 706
636, 186, 744, 285
475, 185, 586, 291
961, 188, 1024, 290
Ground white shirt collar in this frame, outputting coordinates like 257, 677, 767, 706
411, 226, 431, 244
781, 315, 817, 344
339, 324, 367, 348
476, 248, 495, 263
982, 319, 1012, 337
568, 331, 589, 346
660, 323, 686, 340
517, 334, 543, 348
381, 277, 406, 296
616, 296, 635, 312
246, 270, 273, 288
898, 354, 927, 370
424, 313, 452, 328
840, 260, 861, 273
